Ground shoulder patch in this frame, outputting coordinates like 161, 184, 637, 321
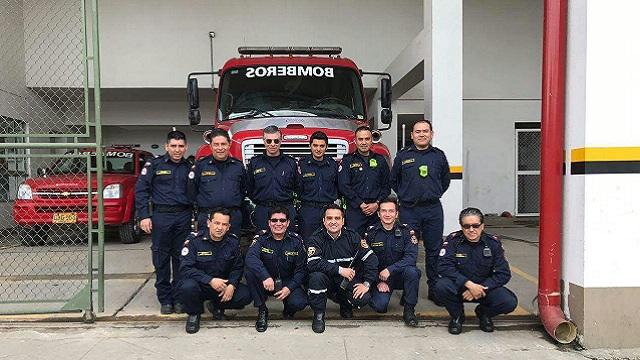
188, 171, 195, 179
307, 246, 316, 256
181, 247, 189, 256
140, 167, 147, 176
411, 235, 418, 244
439, 248, 446, 257
360, 239, 369, 249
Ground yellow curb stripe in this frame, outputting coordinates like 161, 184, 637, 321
510, 265, 538, 285
571, 147, 640, 162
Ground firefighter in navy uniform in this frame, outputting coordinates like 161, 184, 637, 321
390, 120, 450, 302
338, 126, 391, 236
433, 208, 518, 335
135, 130, 192, 315
365, 198, 421, 327
247, 125, 298, 231
179, 208, 252, 334
245, 207, 308, 332
296, 131, 339, 239
188, 128, 247, 236
306, 204, 378, 333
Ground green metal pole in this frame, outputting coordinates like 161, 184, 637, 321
91, 0, 105, 313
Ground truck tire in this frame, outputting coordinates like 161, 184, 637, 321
18, 225, 48, 246
118, 216, 142, 244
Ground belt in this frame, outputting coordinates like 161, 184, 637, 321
154, 204, 192, 213
256, 200, 294, 208
198, 206, 241, 213
301, 201, 333, 209
401, 198, 440, 208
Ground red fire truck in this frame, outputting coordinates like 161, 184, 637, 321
12, 145, 152, 245
187, 46, 393, 162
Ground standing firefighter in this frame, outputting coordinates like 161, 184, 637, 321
391, 119, 450, 302
135, 130, 192, 314
189, 128, 247, 236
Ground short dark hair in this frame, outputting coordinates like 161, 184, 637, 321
310, 131, 329, 145
355, 125, 372, 135
209, 207, 232, 221
459, 207, 484, 224
167, 130, 187, 143
378, 197, 399, 211
206, 128, 231, 142
412, 119, 433, 131
268, 206, 289, 220
263, 125, 280, 136
323, 203, 345, 218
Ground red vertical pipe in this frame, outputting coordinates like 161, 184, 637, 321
538, 0, 577, 344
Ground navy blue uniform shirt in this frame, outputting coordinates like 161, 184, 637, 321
247, 154, 298, 203
364, 222, 419, 273
245, 230, 307, 291
437, 231, 512, 290
338, 151, 390, 207
296, 155, 339, 203
306, 227, 379, 285
179, 230, 244, 288
188, 155, 247, 208
390, 145, 451, 204
135, 153, 191, 219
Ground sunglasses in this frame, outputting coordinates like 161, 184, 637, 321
265, 139, 280, 144
269, 218, 288, 223
461, 223, 482, 230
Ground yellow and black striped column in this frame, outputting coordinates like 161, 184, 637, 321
570, 147, 640, 174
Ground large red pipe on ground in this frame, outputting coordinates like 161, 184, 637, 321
538, 0, 577, 344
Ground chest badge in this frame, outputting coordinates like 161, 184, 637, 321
369, 158, 378, 168
419, 165, 428, 177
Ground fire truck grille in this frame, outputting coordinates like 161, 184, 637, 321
33, 190, 97, 200
36, 205, 88, 213
242, 140, 349, 164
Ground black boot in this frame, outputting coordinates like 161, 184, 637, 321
403, 307, 418, 327
427, 289, 444, 307
475, 306, 494, 332
312, 312, 325, 333
255, 308, 269, 332
160, 304, 173, 315
448, 316, 464, 335
206, 301, 225, 320
173, 302, 185, 314
282, 308, 295, 320
185, 314, 201, 334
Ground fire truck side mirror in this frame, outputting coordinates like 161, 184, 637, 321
380, 78, 392, 109
188, 78, 200, 110
380, 108, 392, 125
189, 109, 201, 126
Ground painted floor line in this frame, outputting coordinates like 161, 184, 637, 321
510, 265, 538, 285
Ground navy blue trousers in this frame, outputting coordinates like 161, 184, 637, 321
151, 210, 191, 305
345, 206, 378, 236
433, 277, 518, 318
179, 278, 252, 315
370, 266, 421, 313
307, 271, 371, 312
399, 202, 444, 289
299, 206, 325, 240
245, 271, 308, 314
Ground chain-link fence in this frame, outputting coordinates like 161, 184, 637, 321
1, 0, 102, 317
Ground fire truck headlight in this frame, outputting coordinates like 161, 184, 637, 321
103, 184, 122, 199
17, 184, 32, 200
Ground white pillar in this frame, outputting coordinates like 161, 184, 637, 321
563, 0, 640, 348
425, 0, 463, 233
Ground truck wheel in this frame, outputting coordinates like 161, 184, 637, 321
18, 225, 48, 246
118, 217, 142, 244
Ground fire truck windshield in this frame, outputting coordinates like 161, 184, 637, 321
49, 152, 135, 175
218, 66, 365, 121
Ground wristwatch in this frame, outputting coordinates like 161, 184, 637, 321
363, 281, 371, 288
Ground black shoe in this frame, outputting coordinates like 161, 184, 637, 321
428, 290, 444, 307
282, 309, 295, 320
403, 308, 418, 327
185, 314, 200, 334
206, 301, 225, 320
339, 305, 353, 319
312, 312, 325, 333
255, 309, 269, 332
475, 307, 494, 332
448, 316, 464, 335
174, 302, 185, 314
160, 304, 174, 315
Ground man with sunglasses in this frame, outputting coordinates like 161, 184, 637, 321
306, 204, 378, 333
433, 207, 517, 335
247, 125, 298, 231
296, 131, 339, 239
245, 207, 308, 332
